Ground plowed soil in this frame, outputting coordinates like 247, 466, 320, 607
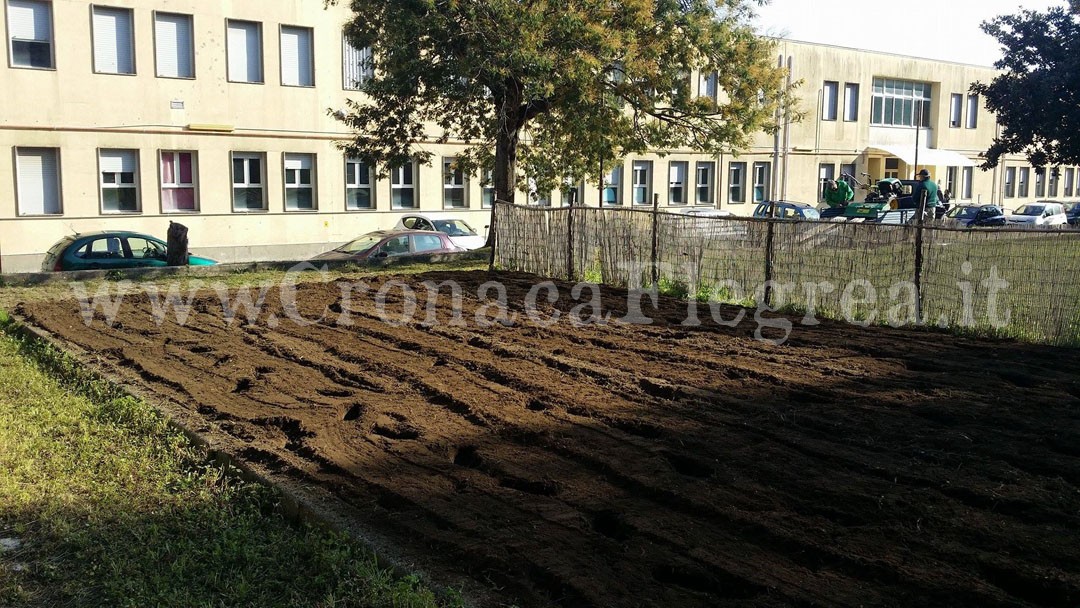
17, 270, 1080, 608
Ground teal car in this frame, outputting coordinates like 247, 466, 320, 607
42, 231, 217, 272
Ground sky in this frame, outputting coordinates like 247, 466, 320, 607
753, 0, 1069, 67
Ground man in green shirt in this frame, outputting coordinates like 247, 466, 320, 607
823, 179, 854, 208
911, 169, 939, 218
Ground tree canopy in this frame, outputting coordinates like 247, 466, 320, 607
329, 0, 795, 206
971, 5, 1080, 169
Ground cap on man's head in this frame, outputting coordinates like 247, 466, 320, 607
826, 179, 837, 187
917, 169, 930, 177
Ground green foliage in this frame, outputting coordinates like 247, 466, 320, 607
104, 269, 125, 282
971, 6, 1080, 169
331, 0, 796, 203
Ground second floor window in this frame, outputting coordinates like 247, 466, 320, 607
822, 81, 838, 121
8, 0, 53, 68
280, 26, 314, 87
343, 38, 373, 90
154, 12, 193, 78
227, 20, 262, 83
949, 93, 962, 128
92, 6, 135, 75
843, 83, 859, 121
871, 78, 931, 128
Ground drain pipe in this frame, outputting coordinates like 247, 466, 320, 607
781, 54, 793, 202
771, 54, 782, 199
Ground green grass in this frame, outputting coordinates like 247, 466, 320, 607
0, 274, 474, 607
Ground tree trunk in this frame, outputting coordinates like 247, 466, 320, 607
485, 86, 524, 249
166, 221, 189, 266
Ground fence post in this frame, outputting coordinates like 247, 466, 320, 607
651, 193, 660, 288
913, 191, 927, 324
567, 204, 575, 281
763, 219, 775, 307
488, 201, 498, 272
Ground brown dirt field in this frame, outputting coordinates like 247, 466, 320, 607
16, 270, 1080, 608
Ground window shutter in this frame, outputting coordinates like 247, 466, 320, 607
8, 0, 49, 41
155, 13, 192, 78
280, 27, 312, 86
93, 7, 133, 74
17, 148, 60, 215
343, 39, 372, 89
100, 150, 137, 174
227, 21, 261, 82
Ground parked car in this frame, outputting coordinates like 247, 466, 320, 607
42, 231, 217, 272
677, 207, 734, 218
310, 230, 463, 263
752, 201, 821, 220
393, 214, 486, 250
1006, 201, 1068, 227
943, 204, 1008, 228
1065, 202, 1080, 226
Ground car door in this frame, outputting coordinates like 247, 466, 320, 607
76, 236, 129, 270
124, 236, 168, 267
376, 235, 410, 258
410, 233, 447, 256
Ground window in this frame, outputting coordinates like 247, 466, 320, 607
343, 37, 373, 90
481, 169, 494, 208
668, 161, 688, 205
602, 165, 622, 206
231, 152, 265, 211
946, 166, 958, 199
227, 20, 262, 83
154, 12, 193, 78
280, 26, 313, 87
15, 147, 61, 215
380, 236, 409, 257
1049, 168, 1060, 197
92, 6, 134, 74
840, 163, 856, 187
698, 70, 718, 102
412, 234, 443, 253
161, 151, 197, 212
442, 158, 467, 208
99, 149, 139, 213
752, 162, 770, 203
127, 237, 165, 260
284, 153, 315, 210
7, 0, 52, 68
965, 94, 979, 129
1018, 167, 1029, 198
1035, 169, 1045, 197
561, 178, 583, 206
870, 78, 931, 127
632, 161, 652, 206
949, 93, 962, 128
961, 166, 973, 199
728, 162, 746, 203
1004, 167, 1016, 198
1065, 168, 1075, 197
345, 158, 373, 210
843, 83, 859, 121
390, 162, 416, 209
822, 81, 838, 121
694, 162, 714, 205
884, 158, 899, 179
819, 163, 835, 200
526, 177, 551, 206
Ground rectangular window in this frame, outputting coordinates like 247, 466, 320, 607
390, 162, 416, 209
822, 81, 838, 121
949, 93, 962, 128
92, 6, 134, 74
694, 161, 714, 205
819, 163, 835, 201
962, 166, 973, 199
526, 177, 550, 206
154, 12, 193, 78
231, 152, 265, 211
15, 147, 61, 215
870, 78, 931, 127
843, 83, 859, 121
1049, 168, 1059, 197
342, 37, 373, 90
840, 163, 856, 187
160, 151, 197, 212
1035, 170, 1045, 197
226, 20, 262, 83
885, 157, 900, 179
1065, 168, 1075, 197
1018, 167, 1029, 198
7, 0, 52, 68
561, 179, 583, 206
1004, 167, 1016, 198
728, 162, 746, 203
284, 153, 315, 210
632, 160, 652, 206
946, 166, 958, 199
966, 94, 979, 129
481, 169, 494, 208
345, 158, 373, 210
443, 157, 467, 209
668, 161, 688, 205
280, 26, 313, 87
602, 165, 622, 206
752, 162, 770, 203
99, 149, 139, 213
699, 71, 717, 102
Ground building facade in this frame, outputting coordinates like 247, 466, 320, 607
2, 1, 1077, 272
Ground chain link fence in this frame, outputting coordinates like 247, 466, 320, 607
494, 202, 1080, 345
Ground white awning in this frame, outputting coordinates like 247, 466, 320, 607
866, 144, 977, 167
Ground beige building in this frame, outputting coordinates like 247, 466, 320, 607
2, 1, 1077, 272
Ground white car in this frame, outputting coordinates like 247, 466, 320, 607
394, 214, 487, 250
1006, 202, 1068, 228
677, 207, 734, 218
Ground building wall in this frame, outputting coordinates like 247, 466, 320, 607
1, 2, 1077, 272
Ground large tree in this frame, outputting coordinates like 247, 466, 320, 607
971, 5, 1080, 169
331, 0, 793, 221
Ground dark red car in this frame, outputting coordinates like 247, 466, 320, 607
310, 229, 464, 263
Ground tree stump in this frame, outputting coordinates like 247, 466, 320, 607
166, 221, 189, 266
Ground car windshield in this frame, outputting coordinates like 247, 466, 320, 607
337, 234, 385, 253
948, 207, 978, 219
798, 208, 821, 220
432, 219, 476, 236
1014, 205, 1044, 216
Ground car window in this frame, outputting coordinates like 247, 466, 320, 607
380, 236, 410, 256
800, 207, 821, 220
127, 237, 166, 260
1015, 205, 1043, 216
432, 219, 476, 236
338, 234, 384, 253
412, 234, 444, 253
84, 237, 124, 259
402, 217, 418, 229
